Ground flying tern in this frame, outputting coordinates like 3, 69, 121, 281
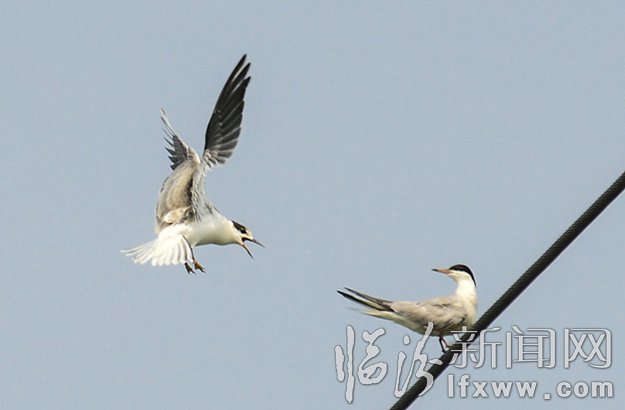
122, 55, 262, 273
338, 264, 477, 351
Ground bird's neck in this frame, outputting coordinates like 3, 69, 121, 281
455, 279, 478, 307
191, 214, 239, 246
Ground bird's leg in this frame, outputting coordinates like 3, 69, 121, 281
439, 336, 451, 352
194, 259, 206, 273
185, 241, 200, 274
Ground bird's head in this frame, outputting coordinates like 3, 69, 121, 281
231, 220, 264, 258
432, 264, 476, 287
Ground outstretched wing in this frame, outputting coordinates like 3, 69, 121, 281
154, 56, 252, 232
202, 54, 251, 169
155, 110, 203, 232
161, 108, 197, 171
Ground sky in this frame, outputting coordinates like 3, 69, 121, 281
2, 1, 624, 409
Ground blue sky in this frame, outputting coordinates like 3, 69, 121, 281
2, 1, 624, 409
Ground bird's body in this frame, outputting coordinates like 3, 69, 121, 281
338, 264, 477, 351
123, 55, 262, 273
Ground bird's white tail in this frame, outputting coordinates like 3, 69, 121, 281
122, 233, 193, 267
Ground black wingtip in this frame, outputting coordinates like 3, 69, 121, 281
337, 288, 369, 307
234, 54, 250, 75
337, 289, 358, 302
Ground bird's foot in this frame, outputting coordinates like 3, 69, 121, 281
184, 262, 196, 274
194, 259, 206, 273
439, 336, 451, 353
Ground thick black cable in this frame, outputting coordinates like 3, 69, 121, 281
390, 169, 625, 410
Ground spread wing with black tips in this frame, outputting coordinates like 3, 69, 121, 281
203, 54, 251, 168
154, 56, 251, 232
161, 108, 198, 171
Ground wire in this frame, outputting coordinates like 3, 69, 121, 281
390, 169, 625, 410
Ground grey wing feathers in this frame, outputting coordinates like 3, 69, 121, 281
153, 56, 251, 232
393, 297, 467, 331
203, 54, 251, 168
155, 110, 203, 232
161, 109, 198, 170
338, 288, 394, 312
155, 161, 198, 232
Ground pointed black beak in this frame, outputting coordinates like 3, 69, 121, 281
242, 238, 264, 258
248, 238, 264, 248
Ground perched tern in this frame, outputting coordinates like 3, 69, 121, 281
122, 55, 262, 273
338, 264, 477, 351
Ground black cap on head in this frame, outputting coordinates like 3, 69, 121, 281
449, 264, 476, 286
232, 220, 248, 234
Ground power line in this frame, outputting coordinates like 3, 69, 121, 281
390, 169, 625, 410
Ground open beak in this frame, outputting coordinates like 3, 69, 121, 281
432, 268, 451, 275
241, 238, 264, 259
242, 243, 254, 258
248, 238, 265, 248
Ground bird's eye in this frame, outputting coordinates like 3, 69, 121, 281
232, 220, 247, 233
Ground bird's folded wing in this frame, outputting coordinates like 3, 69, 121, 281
391, 299, 467, 330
